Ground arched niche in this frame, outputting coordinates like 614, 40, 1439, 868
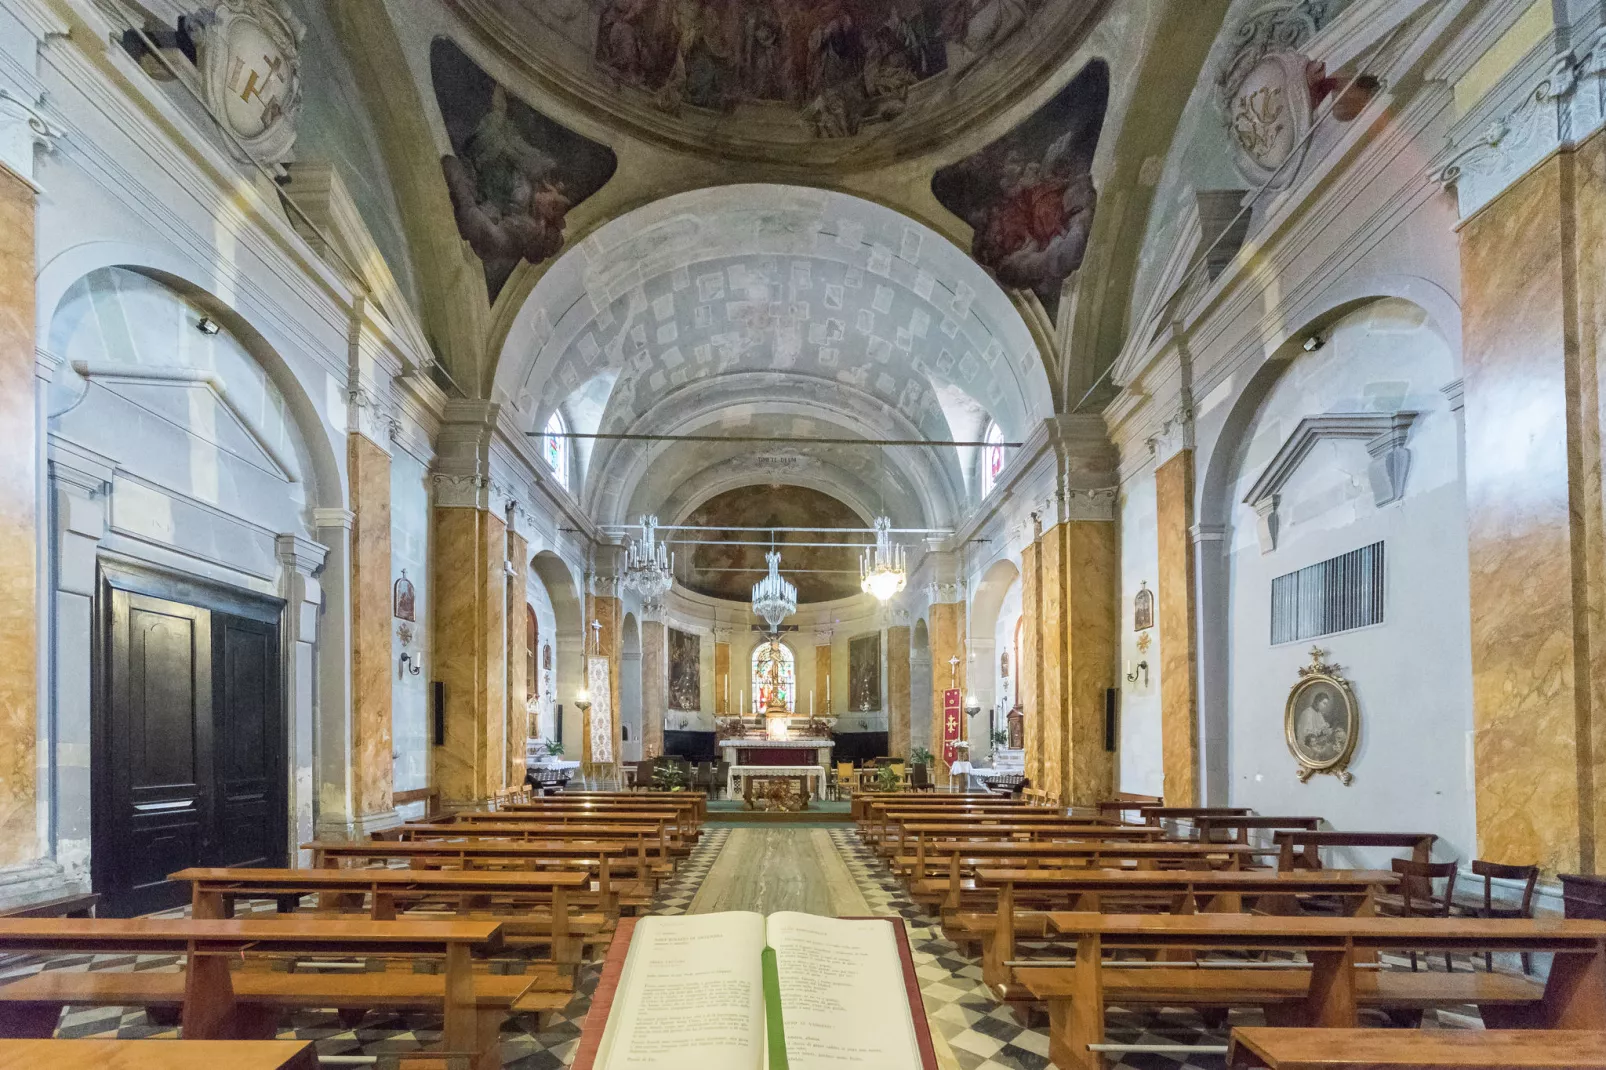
619, 612, 643, 762
531, 550, 585, 754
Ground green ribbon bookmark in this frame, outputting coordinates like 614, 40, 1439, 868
761, 946, 789, 1070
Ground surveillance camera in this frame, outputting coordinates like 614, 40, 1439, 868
1302, 334, 1324, 352
196, 316, 220, 336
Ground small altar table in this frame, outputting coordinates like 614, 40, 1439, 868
728, 764, 829, 803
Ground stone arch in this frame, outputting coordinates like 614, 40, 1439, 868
532, 550, 585, 752
969, 557, 1022, 723
619, 612, 643, 762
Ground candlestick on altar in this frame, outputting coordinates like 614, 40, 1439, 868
810, 690, 814, 716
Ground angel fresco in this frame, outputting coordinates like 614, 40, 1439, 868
432, 40, 617, 301
932, 59, 1108, 315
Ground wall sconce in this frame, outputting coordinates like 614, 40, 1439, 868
400, 652, 422, 676
1125, 660, 1149, 688
398, 622, 421, 677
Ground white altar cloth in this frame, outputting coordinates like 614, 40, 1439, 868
728, 764, 829, 799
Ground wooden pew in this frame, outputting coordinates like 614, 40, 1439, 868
0, 893, 98, 919
1193, 816, 1324, 844
505, 792, 705, 825
865, 801, 1065, 845
881, 819, 1166, 861
1274, 831, 1438, 870
965, 868, 1397, 990
172, 867, 595, 963
1021, 914, 1586, 1070
1227, 1027, 1606, 1068
393, 786, 443, 818
545, 790, 708, 822
389, 821, 676, 859
1095, 793, 1164, 823
1139, 806, 1253, 827
0, 1039, 319, 1070
0, 918, 525, 1069
444, 808, 696, 847
850, 791, 1003, 821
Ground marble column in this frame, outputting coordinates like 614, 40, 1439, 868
713, 629, 731, 716
347, 434, 393, 823
887, 624, 911, 759
1156, 449, 1199, 806
642, 614, 666, 759
814, 638, 833, 719
0, 166, 38, 869
505, 526, 529, 788
431, 504, 507, 803
929, 599, 967, 786
1460, 130, 1606, 873
1020, 529, 1042, 790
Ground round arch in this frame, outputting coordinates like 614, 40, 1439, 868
619, 613, 643, 761
532, 550, 585, 752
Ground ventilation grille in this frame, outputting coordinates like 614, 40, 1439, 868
1271, 542, 1385, 645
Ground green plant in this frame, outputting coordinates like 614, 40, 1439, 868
653, 764, 689, 791
989, 729, 1009, 749
910, 746, 934, 768
875, 764, 902, 791
543, 738, 565, 757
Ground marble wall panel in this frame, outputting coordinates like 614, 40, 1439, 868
714, 640, 730, 715
887, 625, 911, 760
431, 507, 506, 803
643, 618, 666, 758
1577, 131, 1606, 868
1040, 527, 1067, 802
1065, 521, 1118, 806
506, 529, 529, 788
0, 169, 36, 866
930, 601, 967, 785
1460, 150, 1592, 873
815, 644, 833, 719
1156, 450, 1198, 807
349, 435, 393, 820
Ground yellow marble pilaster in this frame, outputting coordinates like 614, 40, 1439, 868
1020, 535, 1042, 791
1460, 131, 1606, 873
887, 626, 911, 759
642, 618, 665, 758
431, 507, 507, 804
814, 644, 833, 719
930, 601, 967, 786
0, 167, 37, 866
714, 640, 731, 716
1040, 527, 1068, 803
1156, 450, 1199, 807
348, 435, 393, 820
506, 529, 529, 789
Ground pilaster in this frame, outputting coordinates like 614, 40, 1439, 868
347, 433, 394, 825
713, 626, 732, 716
506, 525, 530, 788
929, 600, 967, 787
887, 625, 911, 759
1156, 448, 1199, 806
641, 613, 666, 759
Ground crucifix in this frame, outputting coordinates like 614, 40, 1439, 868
590, 619, 603, 655
948, 655, 960, 688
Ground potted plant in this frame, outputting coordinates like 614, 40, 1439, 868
653, 764, 689, 792
544, 739, 565, 759
989, 728, 1008, 760
875, 764, 902, 792
911, 745, 934, 769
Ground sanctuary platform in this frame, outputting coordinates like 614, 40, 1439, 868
718, 736, 834, 768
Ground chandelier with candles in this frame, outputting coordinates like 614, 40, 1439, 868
622, 515, 674, 602
751, 550, 798, 634
860, 517, 907, 602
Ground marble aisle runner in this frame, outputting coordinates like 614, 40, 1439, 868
686, 828, 872, 916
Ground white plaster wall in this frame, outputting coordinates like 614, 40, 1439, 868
1119, 470, 1164, 795
1223, 299, 1472, 864
390, 448, 431, 796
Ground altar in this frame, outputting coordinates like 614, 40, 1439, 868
719, 736, 834, 769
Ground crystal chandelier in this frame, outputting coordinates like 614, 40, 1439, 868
860, 517, 907, 602
751, 550, 798, 634
622, 515, 674, 602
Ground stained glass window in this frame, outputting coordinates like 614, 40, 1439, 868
544, 411, 568, 488
981, 422, 1006, 497
752, 641, 795, 714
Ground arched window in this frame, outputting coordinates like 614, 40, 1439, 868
544, 411, 569, 488
981, 422, 1006, 497
752, 641, 795, 714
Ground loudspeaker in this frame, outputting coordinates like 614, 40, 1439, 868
433, 681, 446, 745
1104, 688, 1117, 752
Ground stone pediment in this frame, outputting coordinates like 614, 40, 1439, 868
1242, 411, 1417, 553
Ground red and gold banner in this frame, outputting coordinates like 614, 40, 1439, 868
942, 688, 963, 765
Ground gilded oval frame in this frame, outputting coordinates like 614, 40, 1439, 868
1283, 669, 1358, 785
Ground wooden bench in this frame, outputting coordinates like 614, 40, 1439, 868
172, 867, 597, 963
305, 839, 668, 903
850, 791, 1003, 821
387, 821, 676, 858
959, 869, 1397, 989
0, 918, 526, 1070
882, 820, 1166, 861
1021, 914, 1591, 1070
1095, 793, 1164, 822
1139, 806, 1254, 826
0, 1039, 319, 1069
393, 786, 444, 818
1274, 831, 1438, 871
544, 790, 708, 822
445, 808, 695, 847
1227, 1027, 1606, 1068
1193, 816, 1324, 844
0, 893, 99, 919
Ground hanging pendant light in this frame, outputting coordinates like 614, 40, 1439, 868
622, 515, 674, 602
751, 549, 797, 633
860, 517, 907, 602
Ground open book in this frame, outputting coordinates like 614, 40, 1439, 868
593, 912, 924, 1070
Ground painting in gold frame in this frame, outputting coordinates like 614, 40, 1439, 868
1284, 648, 1358, 785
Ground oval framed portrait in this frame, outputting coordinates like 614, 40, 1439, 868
1284, 669, 1358, 784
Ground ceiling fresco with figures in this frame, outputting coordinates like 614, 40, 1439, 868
444, 0, 1113, 165
493, 184, 1052, 526
675, 484, 869, 602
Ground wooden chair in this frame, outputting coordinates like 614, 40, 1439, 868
1456, 859, 1541, 974
714, 760, 731, 798
908, 763, 932, 792
1376, 857, 1458, 971
834, 762, 854, 800
692, 761, 716, 795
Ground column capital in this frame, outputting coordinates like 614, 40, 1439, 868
347, 385, 397, 453
813, 627, 835, 645
314, 507, 356, 532
711, 625, 734, 643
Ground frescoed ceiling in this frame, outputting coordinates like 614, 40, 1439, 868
675, 484, 870, 603
443, 0, 1114, 168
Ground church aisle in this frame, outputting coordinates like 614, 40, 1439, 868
686, 827, 870, 916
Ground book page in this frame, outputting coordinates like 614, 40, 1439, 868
597, 912, 768, 1070
764, 913, 922, 1070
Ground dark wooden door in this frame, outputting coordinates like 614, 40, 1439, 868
96, 570, 285, 916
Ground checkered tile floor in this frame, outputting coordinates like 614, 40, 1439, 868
2, 826, 1492, 1069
